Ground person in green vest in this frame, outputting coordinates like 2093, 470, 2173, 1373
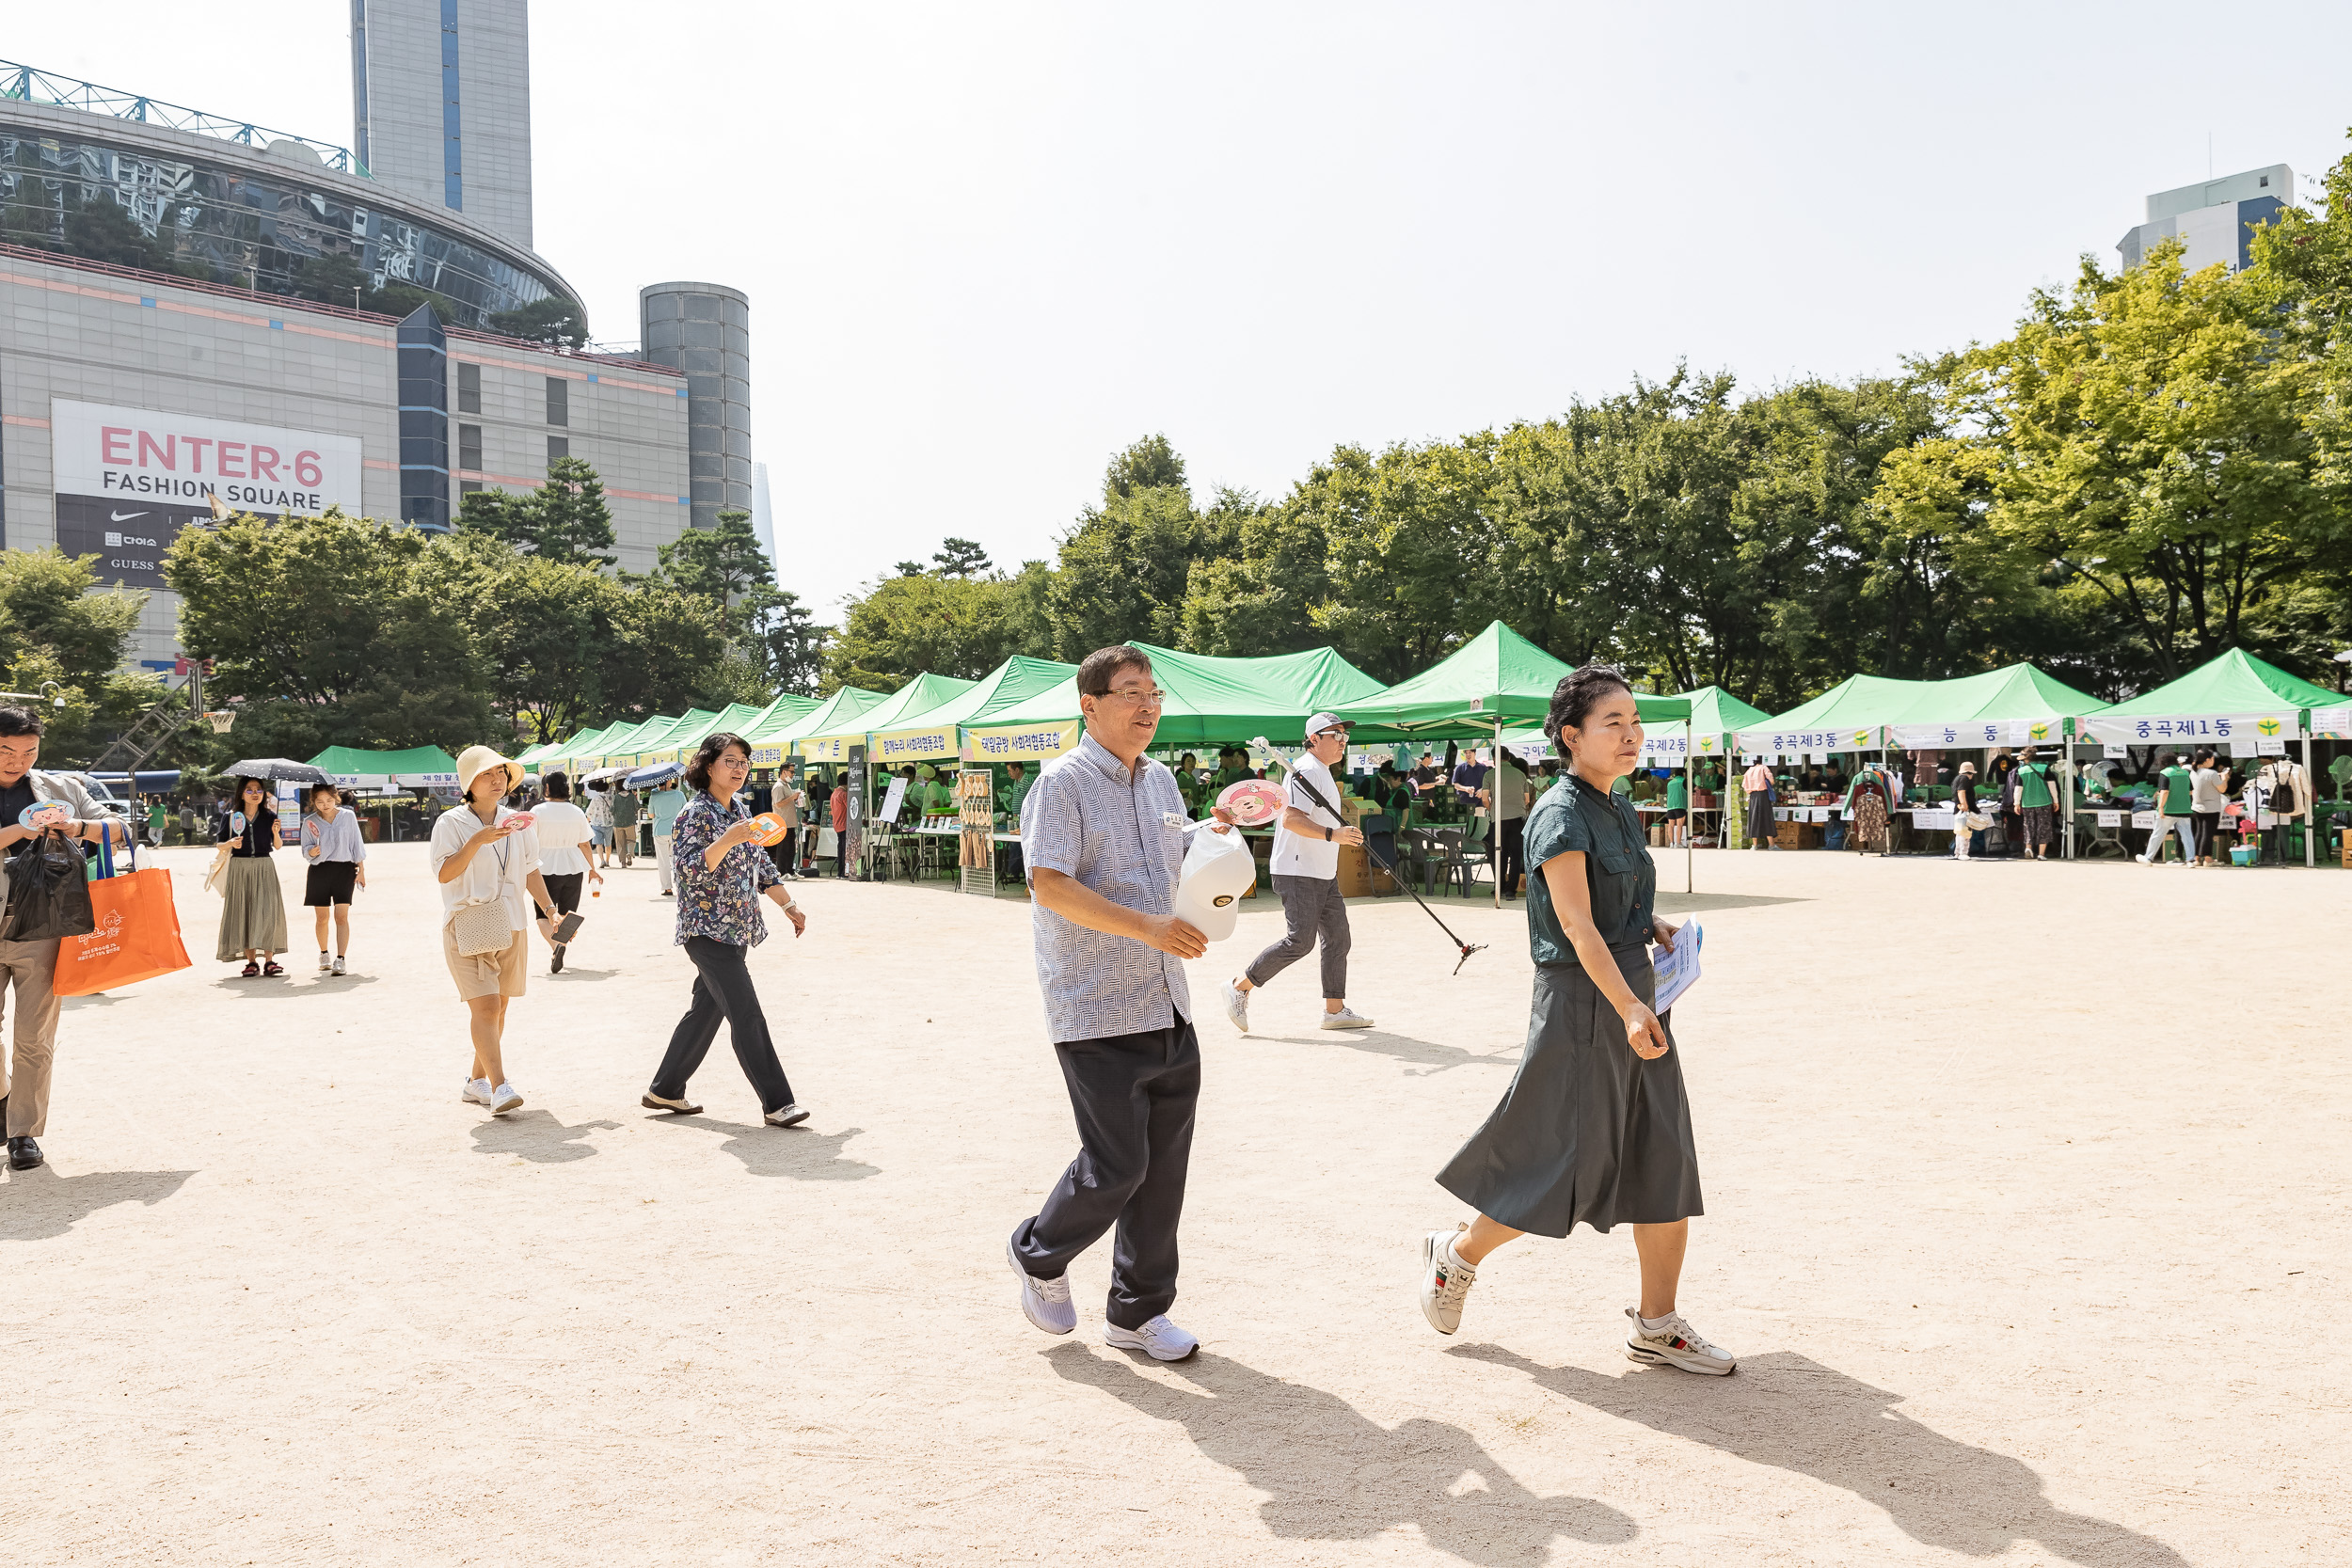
2013, 746, 2058, 860
2137, 752, 2196, 865
918, 765, 955, 818
997, 759, 1034, 827
1663, 768, 1689, 847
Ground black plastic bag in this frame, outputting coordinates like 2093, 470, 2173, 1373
2, 830, 95, 942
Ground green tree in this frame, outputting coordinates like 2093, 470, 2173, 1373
0, 549, 159, 764
456, 456, 619, 567
830, 571, 1032, 689
932, 537, 993, 577
1882, 248, 2347, 683
164, 512, 494, 748
1301, 437, 1501, 681
1104, 433, 1188, 499
487, 295, 590, 348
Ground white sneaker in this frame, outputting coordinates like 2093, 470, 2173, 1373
1007, 1235, 1075, 1335
461, 1078, 493, 1106
317, 950, 331, 972
487, 1082, 524, 1115
1221, 980, 1249, 1035
1320, 1006, 1375, 1030
1624, 1307, 1736, 1375
1104, 1314, 1198, 1361
331, 956, 346, 976
1419, 1227, 1476, 1334
764, 1103, 811, 1127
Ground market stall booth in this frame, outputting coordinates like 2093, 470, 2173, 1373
1327, 622, 1690, 901
1735, 665, 2107, 855
306, 744, 462, 841
1500, 684, 1766, 852
2081, 649, 2347, 867
846, 656, 1078, 892
793, 672, 979, 883
970, 641, 1392, 897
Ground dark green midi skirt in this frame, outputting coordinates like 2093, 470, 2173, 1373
1435, 949, 1703, 1237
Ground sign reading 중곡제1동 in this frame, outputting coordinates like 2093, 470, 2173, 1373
49, 400, 366, 588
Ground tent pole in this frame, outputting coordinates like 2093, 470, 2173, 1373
2303, 727, 2316, 868
1684, 737, 1693, 894
1493, 716, 1502, 910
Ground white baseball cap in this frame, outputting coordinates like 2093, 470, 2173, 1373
1303, 713, 1354, 740
1172, 833, 1259, 942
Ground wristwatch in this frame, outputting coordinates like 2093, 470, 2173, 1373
1323, 825, 1333, 842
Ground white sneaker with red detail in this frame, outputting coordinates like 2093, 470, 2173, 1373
1624, 1307, 1736, 1375
1104, 1314, 1198, 1361
1419, 1226, 1476, 1334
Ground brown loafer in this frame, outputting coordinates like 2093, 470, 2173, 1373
641, 1093, 702, 1115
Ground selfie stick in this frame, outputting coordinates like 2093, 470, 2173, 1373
1289, 773, 1486, 974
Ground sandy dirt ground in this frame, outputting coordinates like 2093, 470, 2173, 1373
3, 840, 2344, 1565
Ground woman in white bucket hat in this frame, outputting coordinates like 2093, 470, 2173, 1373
431, 745, 562, 1116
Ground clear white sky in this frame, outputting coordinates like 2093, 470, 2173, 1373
14, 4, 2352, 624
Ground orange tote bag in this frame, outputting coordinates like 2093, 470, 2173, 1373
53, 835, 193, 997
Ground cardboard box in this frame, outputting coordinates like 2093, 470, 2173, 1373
1775, 821, 1823, 849
1336, 843, 1374, 898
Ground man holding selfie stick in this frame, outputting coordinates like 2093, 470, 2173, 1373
1007, 644, 1236, 1363
1221, 713, 1373, 1035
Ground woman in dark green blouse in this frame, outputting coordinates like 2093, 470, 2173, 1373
1415, 666, 1733, 1376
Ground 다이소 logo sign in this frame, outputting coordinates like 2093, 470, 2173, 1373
50, 400, 365, 586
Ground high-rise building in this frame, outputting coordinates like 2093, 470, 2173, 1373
751, 462, 779, 577
640, 283, 752, 533
2117, 165, 2292, 275
351, 0, 535, 252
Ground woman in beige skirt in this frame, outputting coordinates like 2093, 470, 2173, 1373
214, 776, 289, 976
431, 746, 560, 1117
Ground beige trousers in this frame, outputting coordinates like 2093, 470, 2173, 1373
0, 936, 63, 1138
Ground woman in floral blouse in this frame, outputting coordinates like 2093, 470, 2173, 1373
641, 732, 813, 1126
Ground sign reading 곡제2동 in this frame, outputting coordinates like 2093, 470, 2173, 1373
49, 400, 365, 587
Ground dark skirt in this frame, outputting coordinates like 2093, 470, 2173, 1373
2022, 805, 2056, 848
1436, 950, 1704, 1237
303, 861, 358, 907
1745, 792, 1774, 845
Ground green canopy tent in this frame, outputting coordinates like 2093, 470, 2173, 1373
969, 642, 1391, 754
863, 655, 1078, 769
581, 716, 675, 776
752, 687, 888, 763
309, 745, 460, 789
1739, 664, 2110, 855
622, 707, 722, 766
532, 723, 614, 779
1327, 624, 1691, 903
2086, 649, 2344, 866
795, 672, 978, 768
1499, 684, 1769, 858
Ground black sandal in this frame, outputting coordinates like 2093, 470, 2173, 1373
262, 959, 285, 977
241, 961, 260, 978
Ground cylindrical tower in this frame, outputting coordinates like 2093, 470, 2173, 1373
639, 281, 751, 532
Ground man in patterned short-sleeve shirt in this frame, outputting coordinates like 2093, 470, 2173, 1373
1005, 645, 1235, 1364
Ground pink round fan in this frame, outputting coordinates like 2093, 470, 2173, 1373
1216, 778, 1284, 828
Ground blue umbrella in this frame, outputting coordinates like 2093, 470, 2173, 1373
624, 761, 684, 789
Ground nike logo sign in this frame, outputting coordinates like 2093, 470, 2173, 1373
109, 511, 149, 522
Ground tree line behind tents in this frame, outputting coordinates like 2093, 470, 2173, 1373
831, 138, 2352, 709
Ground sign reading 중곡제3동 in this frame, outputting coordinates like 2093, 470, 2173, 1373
50, 400, 366, 587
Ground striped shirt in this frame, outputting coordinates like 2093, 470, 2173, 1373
1023, 732, 1192, 1044
299, 807, 368, 864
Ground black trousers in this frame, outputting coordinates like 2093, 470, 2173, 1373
1499, 816, 1526, 895
1012, 1018, 1200, 1330
649, 937, 795, 1115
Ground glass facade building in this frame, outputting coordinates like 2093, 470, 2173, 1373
0, 108, 568, 328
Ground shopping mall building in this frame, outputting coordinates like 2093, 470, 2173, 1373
0, 6, 751, 667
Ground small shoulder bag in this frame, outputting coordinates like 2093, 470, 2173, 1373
450, 833, 516, 955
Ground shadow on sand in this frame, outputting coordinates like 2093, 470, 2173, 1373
646, 1116, 879, 1181
1449, 1344, 2185, 1565
469, 1110, 621, 1164
0, 1165, 196, 1242
1051, 1345, 1635, 1563
1266, 1029, 1518, 1077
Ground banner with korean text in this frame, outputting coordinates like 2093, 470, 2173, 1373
963, 721, 1082, 764
2079, 711, 2296, 747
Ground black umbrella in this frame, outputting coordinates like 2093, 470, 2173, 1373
221, 758, 330, 785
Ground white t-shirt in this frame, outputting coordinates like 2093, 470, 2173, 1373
1269, 752, 1343, 879
429, 804, 544, 930
532, 800, 594, 877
